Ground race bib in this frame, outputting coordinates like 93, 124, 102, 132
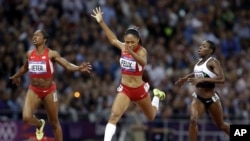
53, 92, 58, 102
194, 71, 209, 78
117, 84, 123, 92
144, 82, 150, 92
120, 58, 136, 72
29, 61, 47, 74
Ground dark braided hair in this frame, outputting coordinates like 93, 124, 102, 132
206, 40, 216, 54
125, 26, 142, 45
40, 30, 49, 44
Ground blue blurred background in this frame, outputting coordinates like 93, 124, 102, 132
0, 0, 249, 141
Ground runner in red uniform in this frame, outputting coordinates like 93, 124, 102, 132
10, 29, 92, 141
91, 7, 166, 141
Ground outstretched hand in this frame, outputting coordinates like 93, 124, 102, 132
79, 62, 92, 73
91, 7, 104, 23
174, 78, 187, 87
9, 76, 21, 86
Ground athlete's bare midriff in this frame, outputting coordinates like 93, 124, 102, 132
121, 74, 144, 88
195, 87, 215, 98
30, 78, 53, 88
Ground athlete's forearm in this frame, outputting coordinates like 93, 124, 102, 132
130, 51, 146, 66
99, 21, 118, 45
201, 77, 225, 84
183, 73, 194, 79
13, 66, 28, 78
66, 63, 80, 71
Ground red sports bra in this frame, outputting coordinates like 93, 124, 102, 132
28, 48, 54, 78
120, 46, 144, 76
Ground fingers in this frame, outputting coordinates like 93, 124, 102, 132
13, 80, 20, 86
85, 70, 91, 73
92, 9, 97, 15
16, 81, 20, 86
92, 7, 102, 15
82, 62, 90, 66
79, 62, 92, 73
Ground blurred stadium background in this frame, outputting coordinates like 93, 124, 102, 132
0, 0, 249, 141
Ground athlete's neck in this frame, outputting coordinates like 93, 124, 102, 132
36, 45, 46, 55
201, 55, 211, 62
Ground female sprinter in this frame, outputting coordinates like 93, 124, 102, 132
10, 29, 92, 141
175, 40, 230, 141
91, 7, 166, 141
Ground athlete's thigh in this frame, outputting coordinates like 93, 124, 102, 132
135, 95, 153, 115
43, 91, 59, 121
111, 93, 131, 115
208, 101, 224, 125
23, 89, 41, 117
190, 98, 206, 119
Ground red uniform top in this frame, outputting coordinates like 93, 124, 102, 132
28, 48, 54, 78
120, 46, 144, 76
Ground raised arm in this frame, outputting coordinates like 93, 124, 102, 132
50, 50, 92, 73
91, 7, 123, 50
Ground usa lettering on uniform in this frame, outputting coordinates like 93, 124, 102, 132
121, 60, 132, 68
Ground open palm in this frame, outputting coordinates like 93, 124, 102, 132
79, 62, 92, 73
91, 7, 103, 23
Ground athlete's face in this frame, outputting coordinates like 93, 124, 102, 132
32, 30, 46, 46
124, 34, 139, 49
198, 41, 212, 57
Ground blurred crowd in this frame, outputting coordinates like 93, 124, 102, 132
0, 0, 250, 125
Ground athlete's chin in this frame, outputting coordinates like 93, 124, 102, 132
198, 52, 204, 57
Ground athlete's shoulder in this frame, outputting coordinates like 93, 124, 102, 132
48, 48, 60, 58
208, 57, 221, 66
27, 49, 34, 57
47, 48, 56, 54
138, 46, 147, 54
209, 57, 219, 63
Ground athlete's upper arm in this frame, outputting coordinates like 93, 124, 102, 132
49, 50, 60, 60
210, 58, 224, 77
138, 47, 147, 61
23, 51, 32, 69
49, 50, 67, 66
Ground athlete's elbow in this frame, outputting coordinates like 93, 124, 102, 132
110, 39, 118, 46
22, 67, 28, 73
139, 61, 146, 67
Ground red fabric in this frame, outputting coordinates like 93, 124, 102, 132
29, 82, 56, 99
28, 48, 54, 78
117, 82, 149, 101
120, 46, 144, 76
